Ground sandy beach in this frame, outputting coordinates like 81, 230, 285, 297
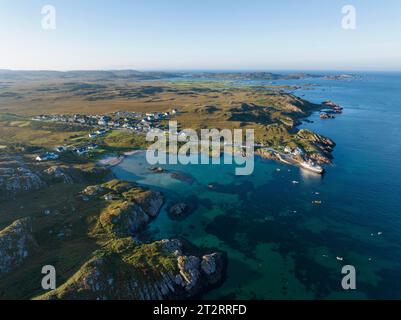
98, 150, 144, 167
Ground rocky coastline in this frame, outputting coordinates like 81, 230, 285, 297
27, 179, 226, 300
38, 239, 226, 300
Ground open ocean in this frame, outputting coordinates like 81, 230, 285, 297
112, 72, 401, 299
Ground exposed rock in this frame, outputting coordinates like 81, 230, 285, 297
297, 129, 335, 149
256, 148, 280, 161
201, 253, 224, 285
322, 100, 343, 112
170, 171, 195, 184
158, 239, 183, 255
0, 218, 37, 276
296, 129, 335, 164
44, 166, 74, 184
309, 152, 333, 164
0, 166, 45, 198
177, 255, 201, 292
144, 191, 165, 218
104, 194, 113, 201
91, 180, 164, 237
148, 167, 166, 174
36, 239, 225, 300
168, 202, 190, 220
320, 112, 335, 119
82, 185, 104, 197
108, 202, 151, 236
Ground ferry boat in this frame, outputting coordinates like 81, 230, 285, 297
300, 161, 324, 174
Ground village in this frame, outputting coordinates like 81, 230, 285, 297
34, 108, 180, 131
33, 108, 180, 161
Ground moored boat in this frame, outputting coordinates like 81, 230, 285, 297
300, 161, 324, 174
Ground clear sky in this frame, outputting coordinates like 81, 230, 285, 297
1, 0, 400, 71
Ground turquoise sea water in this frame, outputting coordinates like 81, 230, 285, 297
112, 73, 401, 299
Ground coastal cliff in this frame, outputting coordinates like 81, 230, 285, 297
37, 239, 225, 300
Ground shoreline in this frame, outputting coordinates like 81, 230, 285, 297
97, 150, 144, 167
103, 147, 326, 176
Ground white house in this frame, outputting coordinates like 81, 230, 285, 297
55, 146, 67, 153
87, 144, 98, 150
96, 129, 107, 136
36, 152, 59, 162
75, 147, 89, 155
292, 147, 305, 156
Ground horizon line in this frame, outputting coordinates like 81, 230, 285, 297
1, 68, 401, 73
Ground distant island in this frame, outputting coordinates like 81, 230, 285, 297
0, 69, 325, 82
187, 72, 323, 81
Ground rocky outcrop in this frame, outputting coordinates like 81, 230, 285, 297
43, 166, 74, 184
148, 167, 166, 174
37, 239, 225, 300
201, 253, 224, 285
82, 185, 104, 197
320, 112, 335, 119
0, 218, 37, 276
322, 100, 343, 111
309, 152, 333, 164
296, 129, 335, 164
102, 191, 164, 236
256, 148, 280, 161
144, 191, 165, 218
168, 202, 190, 220
170, 171, 195, 184
297, 129, 335, 149
177, 255, 201, 292
0, 166, 45, 198
85, 180, 164, 237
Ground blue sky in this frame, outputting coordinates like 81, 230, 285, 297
1, 0, 400, 71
